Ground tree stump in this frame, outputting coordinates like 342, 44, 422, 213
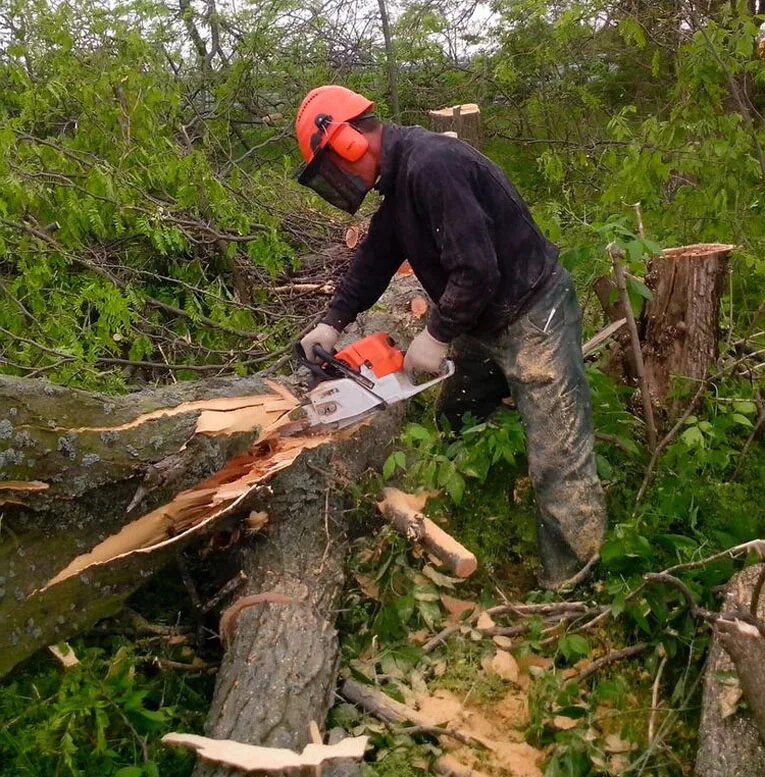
641, 243, 735, 415
428, 104, 482, 150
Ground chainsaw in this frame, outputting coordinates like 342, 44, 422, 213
294, 332, 455, 430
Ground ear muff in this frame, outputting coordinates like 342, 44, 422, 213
327, 123, 368, 162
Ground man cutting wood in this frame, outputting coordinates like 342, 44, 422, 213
294, 85, 606, 589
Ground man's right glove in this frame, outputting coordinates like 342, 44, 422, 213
300, 323, 339, 362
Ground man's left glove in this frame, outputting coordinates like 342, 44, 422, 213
404, 327, 449, 377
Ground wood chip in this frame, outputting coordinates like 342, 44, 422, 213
0, 480, 49, 492
492, 635, 513, 649
476, 611, 495, 630
48, 643, 79, 670
410, 296, 429, 319
489, 649, 519, 683
441, 595, 477, 620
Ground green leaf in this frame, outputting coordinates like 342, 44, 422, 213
731, 413, 754, 427
445, 472, 465, 504
627, 276, 653, 302
115, 768, 144, 777
559, 634, 590, 662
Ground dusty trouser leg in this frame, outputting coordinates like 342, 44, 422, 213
435, 336, 510, 430
491, 269, 606, 586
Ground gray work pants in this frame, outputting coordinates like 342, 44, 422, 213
437, 268, 607, 586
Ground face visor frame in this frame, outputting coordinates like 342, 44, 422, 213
296, 145, 369, 215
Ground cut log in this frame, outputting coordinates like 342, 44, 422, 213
377, 488, 478, 578
642, 243, 736, 415
696, 565, 765, 776
193, 408, 403, 776
428, 104, 482, 150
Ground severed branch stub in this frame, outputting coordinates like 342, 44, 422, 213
377, 488, 477, 578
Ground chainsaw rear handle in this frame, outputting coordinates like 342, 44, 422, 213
293, 341, 332, 381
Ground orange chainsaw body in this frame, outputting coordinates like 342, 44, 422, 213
333, 333, 405, 379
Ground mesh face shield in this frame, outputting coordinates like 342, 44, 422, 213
297, 147, 369, 215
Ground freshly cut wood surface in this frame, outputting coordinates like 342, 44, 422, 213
164, 732, 368, 771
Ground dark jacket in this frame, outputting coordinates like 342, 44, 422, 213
322, 124, 559, 342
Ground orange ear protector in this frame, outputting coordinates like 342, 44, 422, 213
315, 114, 369, 162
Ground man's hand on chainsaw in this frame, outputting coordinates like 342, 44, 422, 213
300, 323, 340, 362
404, 327, 449, 377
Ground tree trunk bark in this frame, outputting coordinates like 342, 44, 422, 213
0, 372, 326, 676
377, 0, 400, 123
642, 243, 734, 415
193, 408, 401, 776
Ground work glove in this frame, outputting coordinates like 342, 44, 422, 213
300, 323, 339, 363
404, 327, 449, 377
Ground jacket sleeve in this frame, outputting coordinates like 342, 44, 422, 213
414, 157, 500, 343
322, 201, 404, 332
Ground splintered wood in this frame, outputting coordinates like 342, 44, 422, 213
43, 433, 330, 589
162, 732, 369, 771
40, 382, 328, 590
377, 487, 478, 578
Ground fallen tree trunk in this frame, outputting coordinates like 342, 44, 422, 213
194, 408, 402, 776
0, 372, 328, 676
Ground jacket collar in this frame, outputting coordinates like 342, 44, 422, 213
375, 124, 405, 196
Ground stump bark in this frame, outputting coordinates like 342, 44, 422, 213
642, 243, 734, 415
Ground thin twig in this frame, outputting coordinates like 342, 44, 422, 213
648, 654, 668, 744
635, 379, 708, 506
573, 642, 649, 683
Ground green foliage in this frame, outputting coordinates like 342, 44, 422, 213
0, 640, 212, 777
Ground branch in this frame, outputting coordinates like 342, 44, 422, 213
608, 242, 657, 451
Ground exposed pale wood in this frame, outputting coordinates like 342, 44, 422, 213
581, 318, 627, 358
428, 104, 482, 149
48, 642, 79, 670
377, 488, 477, 578
0, 480, 49, 492
194, 408, 403, 777
163, 732, 368, 770
0, 373, 325, 677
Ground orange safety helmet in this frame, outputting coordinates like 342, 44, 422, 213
295, 85, 376, 214
295, 85, 374, 164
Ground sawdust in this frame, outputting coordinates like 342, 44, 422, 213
411, 669, 544, 776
